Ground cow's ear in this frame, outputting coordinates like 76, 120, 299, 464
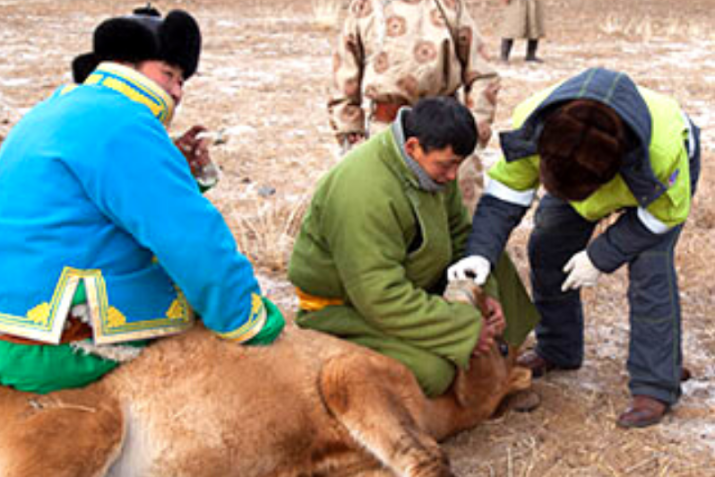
507, 366, 532, 393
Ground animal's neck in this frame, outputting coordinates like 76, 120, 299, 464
421, 387, 505, 441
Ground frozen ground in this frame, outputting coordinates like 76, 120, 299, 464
0, 0, 713, 475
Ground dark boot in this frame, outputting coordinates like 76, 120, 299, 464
526, 39, 543, 63
500, 38, 513, 63
516, 350, 580, 378
617, 395, 670, 429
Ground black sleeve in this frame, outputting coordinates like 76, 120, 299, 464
466, 195, 528, 267
587, 208, 671, 273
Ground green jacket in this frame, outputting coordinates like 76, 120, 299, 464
288, 126, 484, 370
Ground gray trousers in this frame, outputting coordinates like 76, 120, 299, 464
527, 122, 700, 405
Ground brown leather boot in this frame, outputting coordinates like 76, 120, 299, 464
516, 350, 579, 378
617, 395, 670, 428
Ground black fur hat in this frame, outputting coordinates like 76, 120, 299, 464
72, 5, 201, 83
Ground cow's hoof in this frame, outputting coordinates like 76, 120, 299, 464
510, 389, 541, 413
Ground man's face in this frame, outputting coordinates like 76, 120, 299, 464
405, 137, 465, 184
136, 60, 185, 105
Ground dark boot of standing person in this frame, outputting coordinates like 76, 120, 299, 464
526, 39, 543, 62
500, 39, 513, 63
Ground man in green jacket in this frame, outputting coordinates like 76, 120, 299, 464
288, 98, 539, 397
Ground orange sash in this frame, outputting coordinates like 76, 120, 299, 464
295, 288, 344, 312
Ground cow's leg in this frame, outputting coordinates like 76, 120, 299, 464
319, 353, 454, 477
333, 467, 400, 477
314, 457, 396, 477
0, 386, 124, 477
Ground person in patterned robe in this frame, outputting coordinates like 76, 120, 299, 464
328, 0, 500, 213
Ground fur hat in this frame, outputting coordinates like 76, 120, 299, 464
538, 100, 628, 201
72, 5, 201, 83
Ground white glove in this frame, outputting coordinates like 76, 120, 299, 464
447, 255, 491, 286
561, 250, 601, 292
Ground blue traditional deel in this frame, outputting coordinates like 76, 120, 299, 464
0, 62, 266, 345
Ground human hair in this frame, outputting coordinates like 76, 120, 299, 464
538, 99, 627, 201
403, 97, 477, 157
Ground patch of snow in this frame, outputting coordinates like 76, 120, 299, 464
257, 272, 299, 312
285, 129, 306, 138
223, 124, 257, 136
201, 66, 281, 88
0, 78, 31, 87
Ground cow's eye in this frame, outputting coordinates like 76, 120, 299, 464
498, 341, 509, 357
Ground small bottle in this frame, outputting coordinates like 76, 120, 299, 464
195, 160, 221, 189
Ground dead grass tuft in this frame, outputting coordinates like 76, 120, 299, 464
1, 0, 714, 474
231, 196, 310, 273
311, 0, 342, 31
598, 13, 713, 41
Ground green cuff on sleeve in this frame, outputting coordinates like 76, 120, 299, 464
245, 297, 285, 346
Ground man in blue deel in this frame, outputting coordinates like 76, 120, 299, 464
448, 67, 700, 428
0, 6, 284, 394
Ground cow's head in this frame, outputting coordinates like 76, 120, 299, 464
451, 338, 532, 416
443, 280, 534, 418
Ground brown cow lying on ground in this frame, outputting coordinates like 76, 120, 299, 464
0, 284, 533, 477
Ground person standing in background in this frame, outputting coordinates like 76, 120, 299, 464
328, 0, 500, 213
499, 0, 546, 63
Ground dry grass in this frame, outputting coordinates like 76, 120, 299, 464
599, 13, 715, 41
311, 0, 343, 31
231, 195, 309, 273
600, 14, 653, 40
0, 0, 714, 475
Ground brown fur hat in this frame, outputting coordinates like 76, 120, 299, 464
538, 100, 628, 201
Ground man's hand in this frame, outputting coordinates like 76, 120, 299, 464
447, 255, 491, 286
477, 120, 492, 148
174, 125, 211, 177
483, 295, 506, 336
343, 132, 366, 145
562, 250, 601, 292
472, 321, 497, 356
338, 132, 366, 153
